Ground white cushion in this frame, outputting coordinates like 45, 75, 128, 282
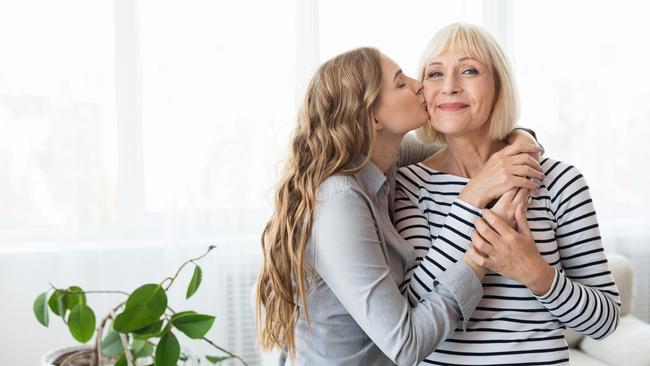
579, 316, 650, 366
606, 252, 634, 316
569, 348, 610, 366
565, 329, 583, 348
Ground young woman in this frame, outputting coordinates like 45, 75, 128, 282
255, 47, 542, 365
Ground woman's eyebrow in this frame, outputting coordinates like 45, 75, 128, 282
393, 69, 403, 82
427, 57, 478, 67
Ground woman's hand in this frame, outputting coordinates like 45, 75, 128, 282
459, 143, 544, 208
462, 252, 486, 280
506, 129, 543, 162
490, 187, 529, 227
466, 204, 555, 296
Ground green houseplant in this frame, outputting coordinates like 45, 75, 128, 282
33, 246, 247, 366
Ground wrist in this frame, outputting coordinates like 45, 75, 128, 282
462, 253, 485, 280
525, 262, 555, 296
459, 184, 488, 208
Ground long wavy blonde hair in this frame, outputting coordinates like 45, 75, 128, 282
255, 47, 383, 358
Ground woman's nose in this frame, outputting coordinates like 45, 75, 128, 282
442, 77, 461, 95
406, 75, 424, 95
415, 83, 424, 95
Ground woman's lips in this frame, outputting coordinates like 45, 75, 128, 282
438, 102, 469, 111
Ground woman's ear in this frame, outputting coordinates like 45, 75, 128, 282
373, 116, 384, 131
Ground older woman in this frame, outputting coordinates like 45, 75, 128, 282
395, 23, 621, 365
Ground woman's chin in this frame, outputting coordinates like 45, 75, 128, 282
430, 120, 468, 135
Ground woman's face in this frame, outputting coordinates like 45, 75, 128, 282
422, 50, 496, 138
373, 55, 429, 136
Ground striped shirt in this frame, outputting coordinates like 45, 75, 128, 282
394, 157, 621, 366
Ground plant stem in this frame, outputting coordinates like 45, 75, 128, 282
95, 302, 126, 366
201, 336, 249, 366
118, 331, 135, 366
161, 245, 215, 291
49, 283, 130, 297
166, 305, 247, 366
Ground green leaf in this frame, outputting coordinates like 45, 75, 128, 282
132, 339, 154, 358
171, 313, 215, 339
48, 289, 68, 317
64, 286, 86, 310
113, 284, 167, 333
33, 292, 49, 327
186, 265, 202, 299
206, 355, 231, 364
155, 331, 180, 366
114, 353, 127, 366
101, 329, 124, 358
68, 303, 96, 343
169, 310, 197, 322
132, 319, 165, 340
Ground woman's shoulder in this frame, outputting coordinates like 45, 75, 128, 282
540, 157, 585, 182
398, 163, 435, 184
318, 174, 357, 197
539, 157, 589, 198
317, 174, 372, 206
397, 162, 466, 188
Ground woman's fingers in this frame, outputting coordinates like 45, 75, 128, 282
475, 216, 502, 244
511, 165, 545, 180
511, 176, 539, 191
467, 245, 492, 269
499, 143, 542, 158
515, 203, 533, 239
498, 188, 517, 203
482, 209, 515, 238
509, 154, 544, 173
513, 187, 529, 206
471, 230, 495, 256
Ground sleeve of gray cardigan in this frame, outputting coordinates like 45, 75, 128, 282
397, 128, 543, 168
397, 134, 442, 168
311, 188, 483, 365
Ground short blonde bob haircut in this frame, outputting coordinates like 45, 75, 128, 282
415, 23, 520, 144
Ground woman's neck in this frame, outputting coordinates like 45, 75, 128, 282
429, 130, 506, 178
370, 131, 404, 173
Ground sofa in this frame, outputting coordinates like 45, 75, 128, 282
567, 252, 650, 366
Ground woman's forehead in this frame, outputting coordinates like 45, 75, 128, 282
427, 46, 487, 64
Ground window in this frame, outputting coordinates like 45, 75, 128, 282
0, 0, 117, 242
319, 0, 486, 79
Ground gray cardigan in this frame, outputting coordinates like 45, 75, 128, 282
288, 137, 484, 365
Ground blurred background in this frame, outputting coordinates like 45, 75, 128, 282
0, 0, 648, 365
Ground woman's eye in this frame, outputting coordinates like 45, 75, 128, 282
426, 71, 443, 79
462, 68, 479, 75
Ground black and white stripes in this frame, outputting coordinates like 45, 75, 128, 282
395, 158, 620, 366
